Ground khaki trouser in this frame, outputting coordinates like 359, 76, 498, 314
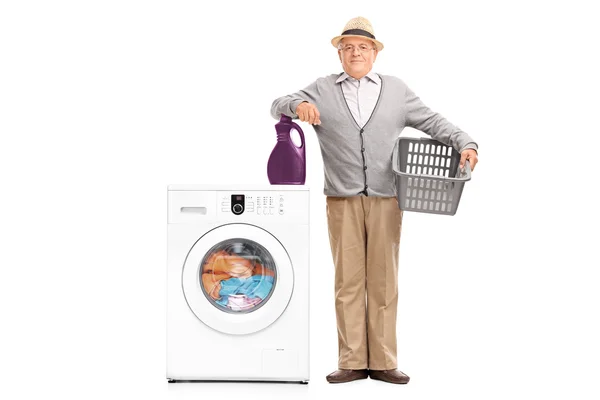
325, 195, 403, 370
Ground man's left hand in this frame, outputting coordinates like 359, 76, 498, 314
460, 149, 478, 172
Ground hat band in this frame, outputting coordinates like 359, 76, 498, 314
341, 28, 375, 40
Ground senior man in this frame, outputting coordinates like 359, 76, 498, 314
271, 16, 479, 384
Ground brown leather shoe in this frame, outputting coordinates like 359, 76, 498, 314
369, 369, 410, 384
326, 369, 368, 383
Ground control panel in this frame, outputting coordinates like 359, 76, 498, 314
220, 192, 286, 216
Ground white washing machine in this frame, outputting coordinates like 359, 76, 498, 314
167, 184, 309, 383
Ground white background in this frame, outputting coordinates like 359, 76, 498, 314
1, 0, 599, 398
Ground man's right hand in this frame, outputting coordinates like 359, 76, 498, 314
296, 102, 321, 125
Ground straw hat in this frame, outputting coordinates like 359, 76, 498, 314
331, 16, 384, 51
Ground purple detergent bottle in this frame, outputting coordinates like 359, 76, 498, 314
267, 115, 306, 185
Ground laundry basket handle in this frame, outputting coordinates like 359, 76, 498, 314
457, 160, 472, 181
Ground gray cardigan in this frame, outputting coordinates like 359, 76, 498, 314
271, 73, 478, 197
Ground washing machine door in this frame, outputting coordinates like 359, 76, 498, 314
182, 223, 294, 335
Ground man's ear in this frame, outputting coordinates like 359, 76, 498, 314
338, 51, 342, 63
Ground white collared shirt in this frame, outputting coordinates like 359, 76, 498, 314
336, 71, 382, 128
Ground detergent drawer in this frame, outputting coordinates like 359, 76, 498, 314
168, 190, 217, 224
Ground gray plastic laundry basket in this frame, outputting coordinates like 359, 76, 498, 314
392, 137, 471, 216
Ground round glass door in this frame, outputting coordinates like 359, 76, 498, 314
182, 223, 294, 335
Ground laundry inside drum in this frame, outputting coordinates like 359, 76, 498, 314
199, 238, 277, 313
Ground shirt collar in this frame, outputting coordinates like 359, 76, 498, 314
336, 71, 381, 85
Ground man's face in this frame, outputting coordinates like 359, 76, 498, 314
338, 37, 378, 79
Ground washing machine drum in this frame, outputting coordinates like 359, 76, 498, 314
182, 223, 294, 335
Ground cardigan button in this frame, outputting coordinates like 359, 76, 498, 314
361, 148, 365, 152
363, 166, 367, 170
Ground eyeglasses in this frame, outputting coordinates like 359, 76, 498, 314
340, 44, 375, 53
